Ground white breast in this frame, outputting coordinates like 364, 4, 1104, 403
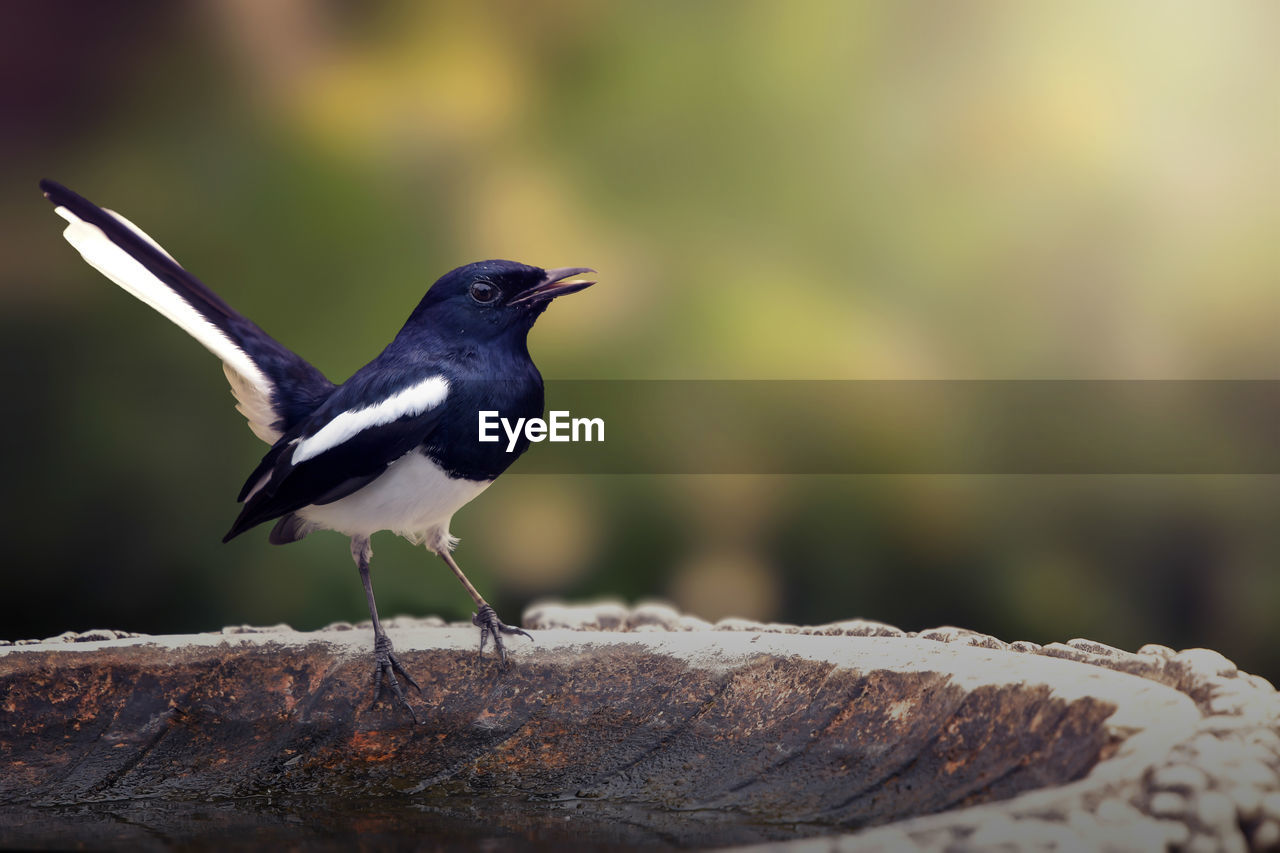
296, 451, 491, 551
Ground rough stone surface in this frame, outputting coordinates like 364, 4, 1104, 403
0, 602, 1277, 851
524, 602, 1280, 852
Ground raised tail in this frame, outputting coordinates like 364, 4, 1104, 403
40, 179, 334, 442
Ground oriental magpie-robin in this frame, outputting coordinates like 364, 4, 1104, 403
40, 179, 595, 721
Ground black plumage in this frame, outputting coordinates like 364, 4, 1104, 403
41, 179, 596, 722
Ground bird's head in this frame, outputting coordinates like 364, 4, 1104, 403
407, 260, 595, 342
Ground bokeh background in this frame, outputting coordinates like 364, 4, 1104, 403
3, 2, 1278, 679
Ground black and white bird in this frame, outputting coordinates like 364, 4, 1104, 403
40, 179, 596, 721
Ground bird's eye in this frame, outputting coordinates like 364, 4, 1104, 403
469, 281, 499, 304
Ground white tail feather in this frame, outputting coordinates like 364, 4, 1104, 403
225, 363, 282, 443
104, 209, 178, 263
55, 206, 282, 443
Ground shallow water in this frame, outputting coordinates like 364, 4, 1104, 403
0, 794, 832, 851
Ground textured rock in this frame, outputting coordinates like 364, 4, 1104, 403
1, 603, 1277, 851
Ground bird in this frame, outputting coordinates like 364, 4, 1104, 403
39, 179, 596, 722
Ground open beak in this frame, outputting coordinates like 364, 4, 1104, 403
510, 266, 597, 305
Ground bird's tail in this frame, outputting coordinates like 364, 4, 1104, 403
40, 179, 333, 442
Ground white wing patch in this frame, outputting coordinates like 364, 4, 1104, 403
54, 205, 282, 444
292, 376, 449, 464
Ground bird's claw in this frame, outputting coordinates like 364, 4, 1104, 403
371, 633, 421, 723
472, 603, 533, 666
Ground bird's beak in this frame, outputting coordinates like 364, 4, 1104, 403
510, 267, 597, 305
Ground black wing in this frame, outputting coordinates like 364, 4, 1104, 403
223, 372, 452, 541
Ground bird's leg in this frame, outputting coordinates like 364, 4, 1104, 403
436, 548, 532, 665
352, 536, 420, 722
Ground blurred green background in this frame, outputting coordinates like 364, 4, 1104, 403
3, 2, 1278, 679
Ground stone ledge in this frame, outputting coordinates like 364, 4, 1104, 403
1, 602, 1277, 851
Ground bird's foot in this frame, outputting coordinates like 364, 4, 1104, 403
371, 632, 421, 723
472, 603, 533, 666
